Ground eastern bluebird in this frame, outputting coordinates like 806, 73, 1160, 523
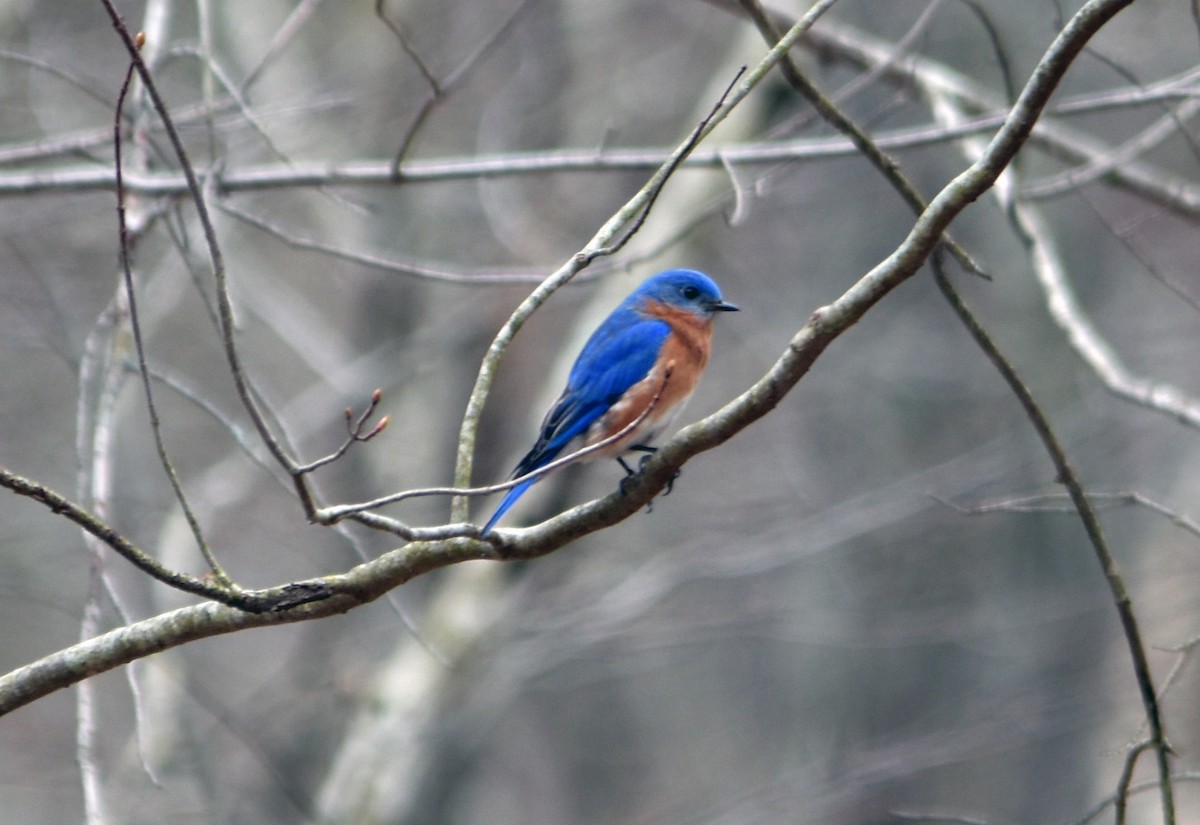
483, 268, 738, 533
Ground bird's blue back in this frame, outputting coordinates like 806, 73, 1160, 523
512, 306, 670, 478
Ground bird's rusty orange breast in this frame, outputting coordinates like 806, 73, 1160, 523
584, 299, 715, 455
641, 299, 713, 371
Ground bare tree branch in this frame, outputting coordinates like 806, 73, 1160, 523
376, 0, 534, 166
932, 261, 1174, 824
98, 0, 303, 486
217, 197, 553, 284
113, 44, 230, 586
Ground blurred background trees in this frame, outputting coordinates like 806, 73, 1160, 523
1, 0, 1198, 822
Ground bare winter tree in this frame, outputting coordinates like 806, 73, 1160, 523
1, 0, 1198, 823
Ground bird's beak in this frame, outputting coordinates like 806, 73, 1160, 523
712, 299, 739, 312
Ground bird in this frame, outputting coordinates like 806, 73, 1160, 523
483, 268, 738, 533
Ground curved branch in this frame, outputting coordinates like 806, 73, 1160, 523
932, 263, 1174, 824
0, 537, 483, 718
0, 467, 254, 608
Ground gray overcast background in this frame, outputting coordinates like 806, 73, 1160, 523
1, 1, 1199, 823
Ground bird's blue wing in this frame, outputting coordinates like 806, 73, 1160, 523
532, 314, 670, 465
483, 314, 669, 533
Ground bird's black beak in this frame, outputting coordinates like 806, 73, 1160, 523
712, 299, 739, 312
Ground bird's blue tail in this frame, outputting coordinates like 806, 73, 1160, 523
482, 477, 537, 534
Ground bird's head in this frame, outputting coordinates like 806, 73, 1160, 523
631, 269, 739, 317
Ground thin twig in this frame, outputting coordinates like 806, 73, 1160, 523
98, 0, 301, 482
113, 42, 232, 587
0, 49, 123, 115
797, 14, 1200, 219
294, 390, 389, 475
1076, 189, 1200, 316
1065, 774, 1200, 825
931, 258, 1174, 825
242, 0, 327, 92
1087, 39, 1200, 165
799, 0, 948, 128
161, 44, 297, 170
942, 489, 1200, 543
319, 364, 672, 526
9, 74, 1200, 197
737, 0, 987, 278
158, 191, 310, 471
587, 66, 746, 261
143, 363, 287, 485
376, 0, 533, 167
0, 94, 253, 167
373, 0, 438, 90
1016, 172, 1200, 428
1155, 636, 1200, 724
0, 466, 266, 609
217, 198, 554, 284
1115, 740, 1156, 825
1022, 97, 1200, 198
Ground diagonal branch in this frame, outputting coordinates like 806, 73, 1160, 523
932, 260, 1174, 825
1018, 189, 1200, 427
0, 466, 259, 609
747, 0, 1175, 816
737, 0, 985, 277
376, 0, 533, 167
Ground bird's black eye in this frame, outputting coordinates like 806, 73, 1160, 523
681, 285, 701, 301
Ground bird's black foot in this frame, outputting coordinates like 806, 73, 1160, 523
663, 468, 682, 496
615, 446, 681, 512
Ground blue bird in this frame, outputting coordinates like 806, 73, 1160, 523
483, 269, 738, 533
